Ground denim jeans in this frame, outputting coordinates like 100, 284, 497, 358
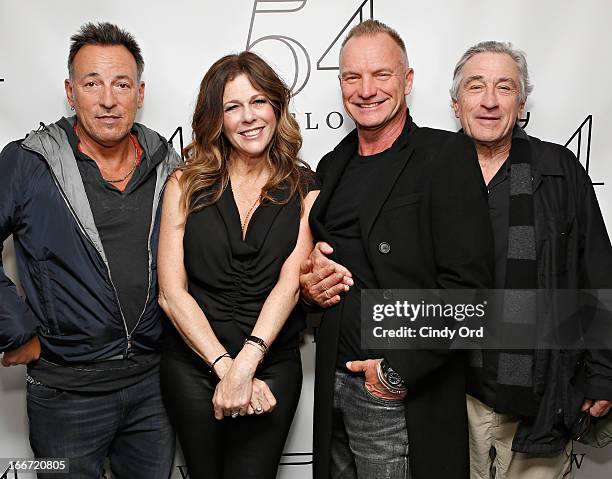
27, 370, 174, 479
331, 370, 410, 479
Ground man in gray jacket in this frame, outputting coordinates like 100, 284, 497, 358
0, 22, 180, 478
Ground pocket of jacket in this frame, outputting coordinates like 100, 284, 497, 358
554, 217, 573, 274
381, 192, 422, 213
38, 261, 62, 335
542, 216, 573, 275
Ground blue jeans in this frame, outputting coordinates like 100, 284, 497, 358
27, 371, 174, 479
331, 370, 410, 479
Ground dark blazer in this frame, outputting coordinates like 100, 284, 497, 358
310, 115, 494, 479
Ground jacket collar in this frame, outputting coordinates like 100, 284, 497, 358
459, 124, 565, 191
359, 113, 418, 242
511, 124, 564, 192
311, 111, 418, 249
21, 116, 181, 266
310, 129, 358, 246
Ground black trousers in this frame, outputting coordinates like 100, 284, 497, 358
160, 344, 302, 479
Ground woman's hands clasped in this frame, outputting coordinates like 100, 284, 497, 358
212, 347, 277, 419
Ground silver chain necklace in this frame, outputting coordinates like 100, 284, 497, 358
102, 139, 138, 183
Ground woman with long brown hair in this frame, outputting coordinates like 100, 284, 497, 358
157, 51, 318, 478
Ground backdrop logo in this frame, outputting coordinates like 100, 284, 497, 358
245, 0, 375, 95
167, 0, 376, 151
565, 115, 603, 186
515, 113, 602, 187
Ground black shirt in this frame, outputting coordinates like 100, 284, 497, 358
488, 160, 510, 289
469, 159, 510, 406
324, 151, 390, 368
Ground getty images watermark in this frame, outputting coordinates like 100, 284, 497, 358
371, 297, 487, 339
361, 289, 612, 350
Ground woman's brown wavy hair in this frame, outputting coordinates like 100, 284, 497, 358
179, 51, 311, 215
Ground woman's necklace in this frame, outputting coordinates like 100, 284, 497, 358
239, 193, 261, 237
231, 168, 267, 238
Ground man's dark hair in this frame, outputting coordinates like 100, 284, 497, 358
68, 22, 144, 79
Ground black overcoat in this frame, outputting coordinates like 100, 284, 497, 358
310, 115, 495, 479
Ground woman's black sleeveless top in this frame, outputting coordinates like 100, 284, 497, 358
178, 175, 316, 357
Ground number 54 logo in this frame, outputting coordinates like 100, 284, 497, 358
246, 0, 375, 95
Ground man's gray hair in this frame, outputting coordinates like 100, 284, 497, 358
450, 41, 533, 103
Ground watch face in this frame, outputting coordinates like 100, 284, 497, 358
386, 370, 403, 387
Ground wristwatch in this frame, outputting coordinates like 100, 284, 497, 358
378, 359, 407, 395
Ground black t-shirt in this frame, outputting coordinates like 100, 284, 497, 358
468, 159, 510, 407
324, 151, 390, 368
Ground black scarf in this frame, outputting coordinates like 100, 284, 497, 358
470, 129, 540, 416
494, 134, 539, 416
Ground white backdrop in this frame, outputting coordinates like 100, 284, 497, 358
1, 1, 611, 477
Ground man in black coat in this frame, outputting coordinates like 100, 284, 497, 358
450, 40, 612, 479
300, 20, 494, 479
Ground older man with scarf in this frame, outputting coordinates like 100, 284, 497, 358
450, 41, 612, 479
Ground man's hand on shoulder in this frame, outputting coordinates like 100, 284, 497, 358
299, 242, 353, 308
1, 336, 41, 366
